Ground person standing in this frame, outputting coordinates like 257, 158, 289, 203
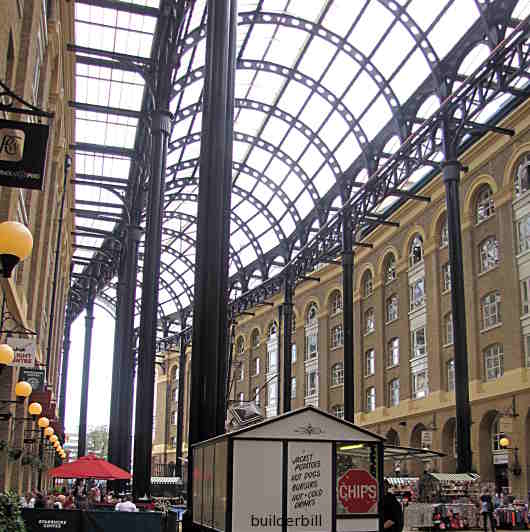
481, 488, 496, 532
383, 479, 404, 532
115, 495, 138, 512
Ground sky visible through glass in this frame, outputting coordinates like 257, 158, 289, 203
67, 0, 530, 429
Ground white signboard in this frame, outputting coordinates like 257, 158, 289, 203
287, 441, 331, 532
232, 440, 283, 532
493, 453, 508, 465
10, 337, 36, 367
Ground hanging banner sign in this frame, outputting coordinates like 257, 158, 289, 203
10, 337, 37, 367
0, 119, 49, 190
19, 367, 46, 391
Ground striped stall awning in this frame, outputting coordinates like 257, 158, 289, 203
151, 477, 184, 485
386, 477, 419, 486
428, 473, 480, 482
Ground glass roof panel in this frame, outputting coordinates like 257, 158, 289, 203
71, 0, 525, 325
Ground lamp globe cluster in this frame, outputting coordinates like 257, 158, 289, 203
0, 221, 33, 278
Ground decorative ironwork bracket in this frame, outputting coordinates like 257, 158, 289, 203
0, 79, 54, 120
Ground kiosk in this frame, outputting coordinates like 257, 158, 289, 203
191, 405, 385, 532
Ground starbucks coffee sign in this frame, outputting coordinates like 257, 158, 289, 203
0, 119, 49, 190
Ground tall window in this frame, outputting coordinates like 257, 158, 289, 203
514, 154, 530, 199
386, 294, 398, 322
411, 326, 426, 359
267, 381, 277, 413
251, 329, 260, 347
267, 323, 278, 374
521, 278, 530, 315
253, 357, 260, 376
362, 270, 373, 297
412, 369, 428, 399
484, 344, 504, 381
384, 254, 397, 284
476, 185, 495, 224
331, 362, 344, 386
444, 313, 453, 346
365, 387, 376, 412
479, 237, 499, 272
305, 368, 318, 397
525, 335, 530, 368
481, 291, 501, 329
291, 377, 296, 399
365, 349, 375, 376
292, 344, 297, 363
239, 392, 244, 402
333, 405, 344, 419
440, 218, 449, 248
331, 324, 344, 349
364, 308, 375, 334
330, 291, 343, 315
239, 362, 245, 381
171, 411, 177, 425
409, 235, 424, 267
516, 215, 530, 253
305, 304, 318, 361
388, 379, 400, 407
172, 387, 178, 402
387, 338, 399, 368
447, 359, 455, 391
442, 263, 451, 292
236, 337, 245, 355
409, 278, 425, 311
254, 386, 260, 407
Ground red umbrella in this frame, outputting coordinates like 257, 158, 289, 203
48, 454, 131, 480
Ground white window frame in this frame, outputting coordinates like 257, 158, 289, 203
253, 357, 260, 376
484, 344, 504, 381
521, 278, 530, 315
305, 305, 319, 361
447, 359, 455, 392
364, 308, 375, 334
331, 362, 344, 386
330, 291, 343, 315
514, 154, 530, 199
331, 324, 344, 349
517, 214, 530, 254
409, 278, 425, 311
333, 405, 344, 419
411, 326, 426, 359
386, 294, 398, 322
239, 362, 244, 381
479, 237, 499, 273
409, 235, 424, 267
365, 387, 376, 412
385, 255, 397, 284
254, 386, 260, 407
291, 344, 297, 363
365, 349, 375, 376
305, 368, 318, 398
387, 338, 399, 368
238, 392, 244, 402
388, 379, 400, 407
440, 219, 449, 248
291, 377, 296, 399
442, 263, 451, 292
363, 271, 373, 297
267, 325, 278, 374
444, 313, 454, 346
481, 291, 501, 330
476, 186, 495, 224
411, 370, 428, 399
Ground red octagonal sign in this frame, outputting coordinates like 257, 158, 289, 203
338, 469, 378, 514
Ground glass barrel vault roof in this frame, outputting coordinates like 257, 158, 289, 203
70, 0, 530, 327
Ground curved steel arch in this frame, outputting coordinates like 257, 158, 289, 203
172, 58, 370, 151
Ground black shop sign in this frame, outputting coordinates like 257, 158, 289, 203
0, 119, 49, 190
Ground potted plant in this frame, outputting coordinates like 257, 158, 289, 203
0, 491, 26, 532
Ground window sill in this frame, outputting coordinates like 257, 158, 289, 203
330, 310, 343, 318
443, 342, 454, 348
364, 373, 375, 378
408, 304, 426, 315
475, 213, 496, 227
330, 345, 343, 351
440, 243, 448, 250
516, 248, 530, 260
386, 318, 398, 325
386, 364, 399, 370
330, 383, 344, 389
385, 277, 397, 286
364, 329, 375, 337
478, 264, 499, 277
480, 322, 502, 333
442, 288, 451, 295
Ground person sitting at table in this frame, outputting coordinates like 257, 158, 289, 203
115, 495, 138, 512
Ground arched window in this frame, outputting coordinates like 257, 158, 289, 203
266, 323, 278, 374
514, 153, 530, 199
364, 308, 375, 334
440, 218, 449, 248
479, 237, 499, 272
236, 336, 245, 355
476, 185, 495, 224
484, 344, 503, 381
268, 322, 277, 337
305, 303, 318, 361
365, 387, 376, 412
384, 254, 397, 283
251, 329, 260, 348
491, 417, 504, 451
332, 405, 344, 419
329, 291, 343, 315
331, 362, 344, 386
362, 270, 373, 297
409, 235, 424, 267
444, 312, 453, 345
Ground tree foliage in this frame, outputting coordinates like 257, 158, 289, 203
0, 491, 26, 532
87, 425, 109, 459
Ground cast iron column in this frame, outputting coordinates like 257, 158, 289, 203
58, 308, 72, 424
175, 329, 187, 478
132, 106, 171, 498
282, 270, 294, 412
78, 281, 95, 458
188, 0, 237, 517
442, 120, 472, 473
342, 208, 354, 422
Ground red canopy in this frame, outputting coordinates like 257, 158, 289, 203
48, 454, 131, 480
